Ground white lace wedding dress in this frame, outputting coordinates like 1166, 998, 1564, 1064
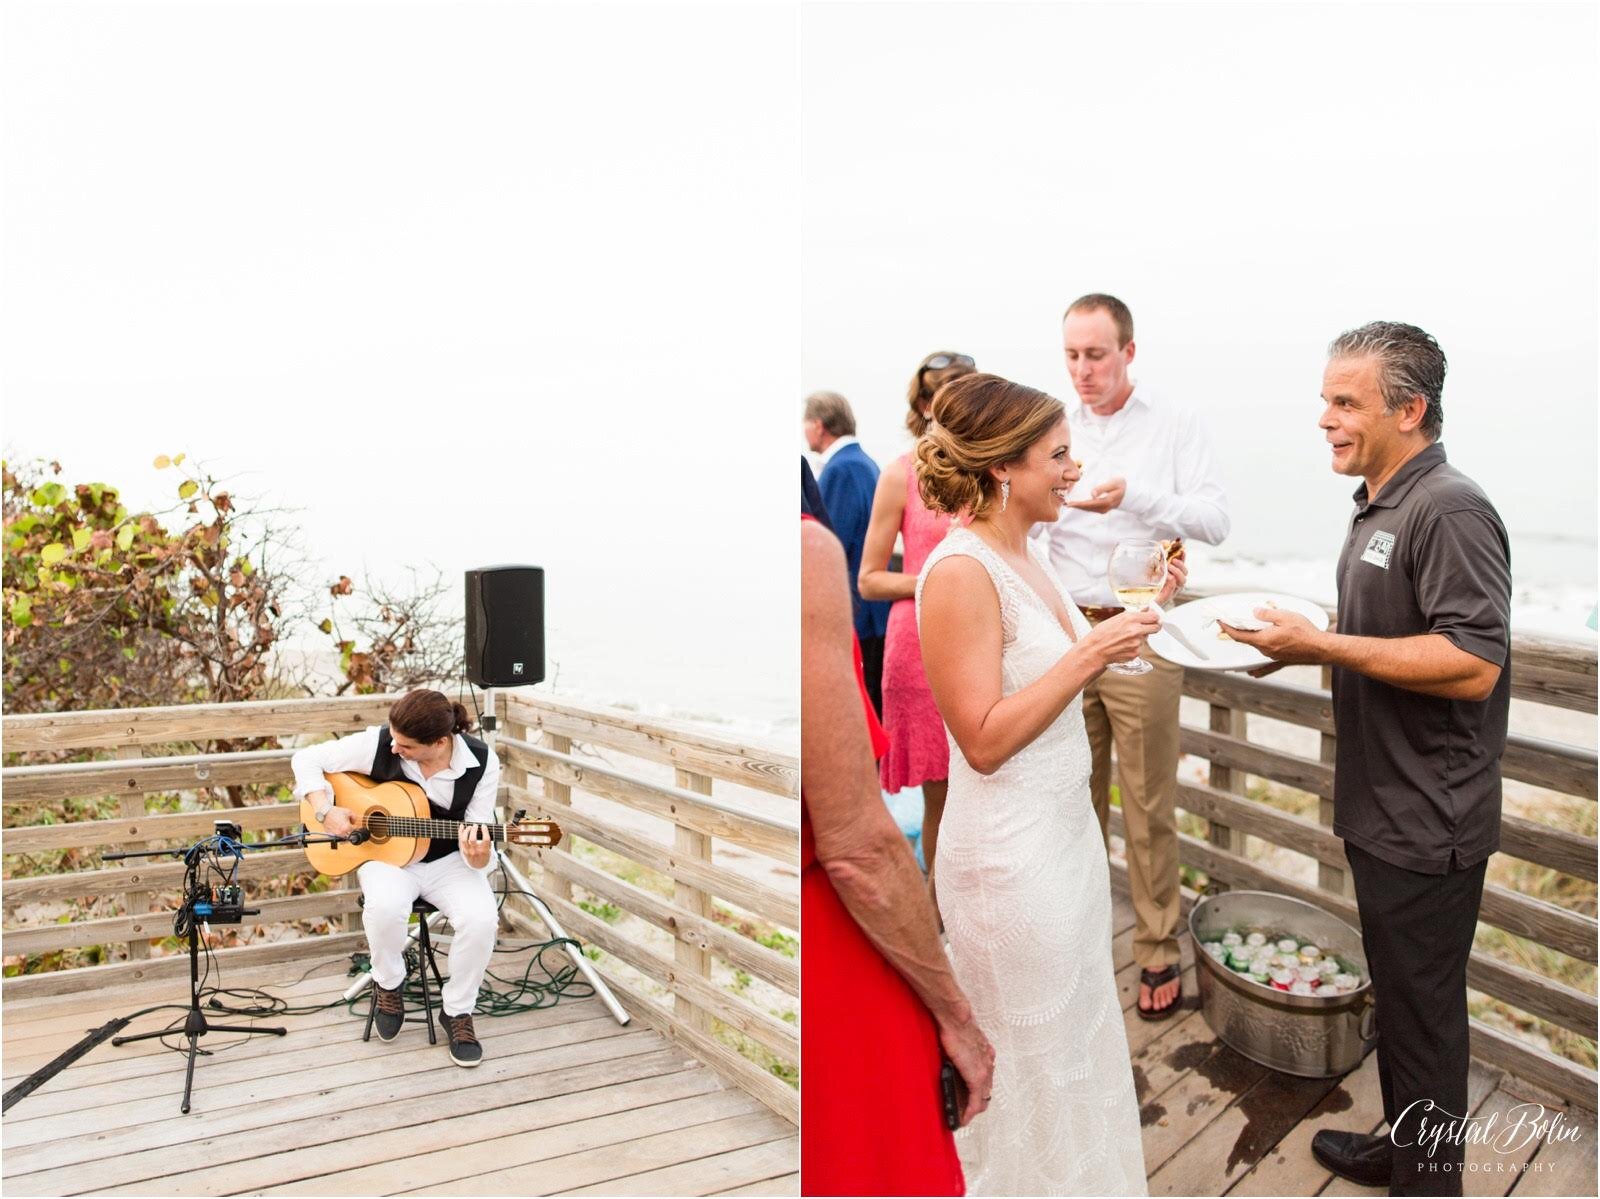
917, 526, 1148, 1197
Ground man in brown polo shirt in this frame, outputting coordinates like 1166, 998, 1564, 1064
1224, 321, 1510, 1197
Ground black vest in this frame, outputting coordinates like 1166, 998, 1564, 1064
370, 728, 489, 863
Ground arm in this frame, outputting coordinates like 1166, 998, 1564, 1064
1324, 632, 1500, 701
1223, 619, 1501, 701
459, 747, 502, 872
290, 727, 382, 804
857, 459, 916, 602
1120, 407, 1231, 544
802, 521, 993, 1122
919, 556, 1159, 775
1227, 509, 1508, 702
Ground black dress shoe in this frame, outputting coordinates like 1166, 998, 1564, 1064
1312, 1129, 1394, 1188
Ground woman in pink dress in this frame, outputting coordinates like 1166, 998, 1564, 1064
859, 351, 976, 900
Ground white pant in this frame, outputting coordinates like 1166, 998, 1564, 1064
357, 852, 499, 1016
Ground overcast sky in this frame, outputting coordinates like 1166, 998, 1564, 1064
4, 1, 1596, 723
802, 1, 1598, 590
2, 0, 800, 730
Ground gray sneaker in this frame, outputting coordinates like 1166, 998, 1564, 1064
441, 1012, 483, 1067
372, 984, 404, 1041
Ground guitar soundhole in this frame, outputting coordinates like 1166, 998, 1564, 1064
366, 808, 390, 843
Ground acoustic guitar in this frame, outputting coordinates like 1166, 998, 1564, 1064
299, 771, 562, 877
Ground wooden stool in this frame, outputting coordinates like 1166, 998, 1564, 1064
360, 897, 446, 1045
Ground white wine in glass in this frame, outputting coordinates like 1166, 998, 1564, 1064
1106, 540, 1166, 676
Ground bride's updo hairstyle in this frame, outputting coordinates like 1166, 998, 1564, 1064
915, 372, 1065, 520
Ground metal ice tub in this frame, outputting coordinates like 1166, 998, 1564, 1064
1190, 889, 1377, 1078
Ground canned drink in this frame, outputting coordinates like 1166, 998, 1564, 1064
1222, 932, 1243, 948
1249, 970, 1271, 985
1289, 981, 1316, 996
1204, 941, 1228, 960
1333, 973, 1360, 991
1276, 938, 1299, 954
1318, 959, 1341, 978
1295, 964, 1322, 984
1269, 968, 1295, 990
1299, 945, 1323, 964
1245, 932, 1267, 948
1229, 953, 1253, 973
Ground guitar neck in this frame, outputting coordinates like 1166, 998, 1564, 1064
381, 817, 508, 843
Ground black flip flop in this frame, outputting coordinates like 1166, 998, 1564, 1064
1137, 963, 1182, 1021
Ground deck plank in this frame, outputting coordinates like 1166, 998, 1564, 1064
4, 940, 796, 1197
7, 1053, 709, 1197
1511, 1105, 1598, 1196
395, 1111, 794, 1196
1147, 1061, 1343, 1195
6, 993, 602, 1118
4, 1014, 638, 1152
712, 1170, 801, 1196
1228, 1050, 1386, 1196
567, 1137, 801, 1195
1465, 1087, 1546, 1197
1319, 1062, 1504, 1196
251, 1093, 766, 1195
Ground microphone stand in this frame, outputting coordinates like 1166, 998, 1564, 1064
101, 831, 356, 1113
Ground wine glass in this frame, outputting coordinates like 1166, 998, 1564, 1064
1106, 539, 1166, 676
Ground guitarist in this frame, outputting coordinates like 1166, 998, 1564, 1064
291, 689, 501, 1066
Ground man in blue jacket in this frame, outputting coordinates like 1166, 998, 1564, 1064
805, 390, 891, 717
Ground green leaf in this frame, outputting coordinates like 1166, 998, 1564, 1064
10, 595, 32, 627
178, 480, 199, 500
116, 524, 135, 551
123, 647, 137, 660
319, 618, 333, 634
31, 483, 66, 507
238, 558, 254, 576
72, 528, 92, 551
40, 543, 67, 564
173, 453, 186, 466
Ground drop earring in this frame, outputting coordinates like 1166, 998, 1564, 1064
1000, 479, 1010, 513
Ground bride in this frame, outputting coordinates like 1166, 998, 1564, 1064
916, 372, 1184, 1196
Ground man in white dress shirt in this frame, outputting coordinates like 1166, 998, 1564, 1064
291, 689, 502, 1065
1038, 294, 1230, 1020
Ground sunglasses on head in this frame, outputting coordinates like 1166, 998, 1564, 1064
922, 353, 975, 373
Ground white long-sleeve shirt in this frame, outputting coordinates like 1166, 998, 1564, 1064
291, 725, 502, 869
1037, 384, 1231, 606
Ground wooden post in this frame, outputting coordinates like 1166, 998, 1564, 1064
1317, 663, 1352, 898
115, 744, 149, 961
673, 768, 715, 1035
1207, 704, 1247, 890
539, 730, 575, 903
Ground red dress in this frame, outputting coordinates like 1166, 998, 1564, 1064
802, 519, 964, 1196
880, 452, 958, 793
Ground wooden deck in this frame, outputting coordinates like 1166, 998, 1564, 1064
1106, 886, 1597, 1197
0, 947, 798, 1197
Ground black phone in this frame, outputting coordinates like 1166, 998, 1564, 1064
939, 1057, 966, 1130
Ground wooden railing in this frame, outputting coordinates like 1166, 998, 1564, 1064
493, 692, 799, 1123
0, 691, 800, 1122
1111, 614, 1598, 1104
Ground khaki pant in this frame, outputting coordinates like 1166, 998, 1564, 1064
1084, 649, 1183, 973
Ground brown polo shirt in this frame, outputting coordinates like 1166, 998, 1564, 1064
1331, 442, 1512, 874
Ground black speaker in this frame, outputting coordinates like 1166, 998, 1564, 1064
464, 565, 545, 687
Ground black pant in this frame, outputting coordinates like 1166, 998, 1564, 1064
858, 635, 885, 723
1345, 841, 1487, 1197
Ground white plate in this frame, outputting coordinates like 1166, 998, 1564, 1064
1148, 592, 1331, 672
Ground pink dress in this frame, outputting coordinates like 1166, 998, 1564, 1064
880, 453, 956, 793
